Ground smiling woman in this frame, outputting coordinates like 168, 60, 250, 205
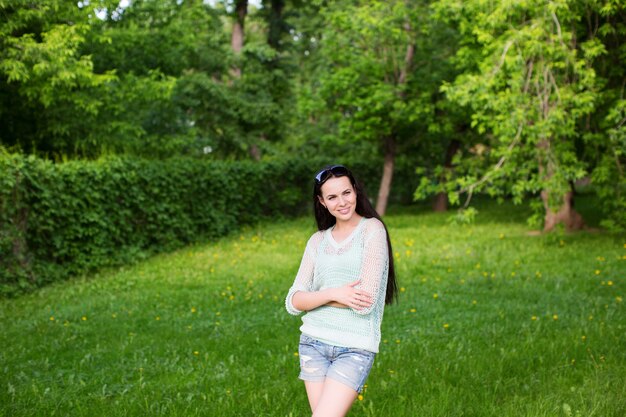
285, 165, 398, 417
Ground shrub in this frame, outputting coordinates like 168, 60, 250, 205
0, 155, 320, 295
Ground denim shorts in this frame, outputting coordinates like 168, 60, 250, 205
298, 334, 376, 393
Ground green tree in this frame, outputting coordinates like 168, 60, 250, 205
0, 0, 115, 156
312, 0, 434, 215
428, 0, 603, 231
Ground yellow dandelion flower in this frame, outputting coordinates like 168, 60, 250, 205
535, 271, 542, 278
511, 272, 516, 277
191, 307, 197, 313
443, 323, 449, 329
595, 270, 601, 275
475, 263, 481, 269
111, 313, 117, 318
482, 272, 488, 277
499, 233, 505, 239
531, 316, 537, 321
581, 335, 586, 341
616, 296, 623, 303
433, 293, 439, 299
358, 395, 364, 401
608, 281, 613, 286
405, 250, 412, 256
472, 300, 477, 305
400, 287, 406, 292
155, 316, 160, 321
553, 314, 558, 321
193, 351, 199, 356
294, 352, 299, 357
229, 295, 235, 301
81, 316, 87, 321
49, 316, 55, 321
410, 308, 416, 313
589, 315, 594, 320
383, 339, 388, 344
395, 339, 401, 344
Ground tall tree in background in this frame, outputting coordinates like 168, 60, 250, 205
315, 0, 429, 215
432, 0, 599, 231
230, 0, 248, 78
0, 0, 115, 156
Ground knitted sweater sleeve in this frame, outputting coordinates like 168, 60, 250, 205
285, 232, 322, 315
352, 219, 389, 316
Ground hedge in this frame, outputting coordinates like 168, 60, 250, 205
0, 154, 415, 296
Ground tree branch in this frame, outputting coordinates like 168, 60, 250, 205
460, 123, 524, 208
490, 40, 514, 78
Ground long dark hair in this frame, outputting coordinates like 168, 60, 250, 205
313, 165, 398, 305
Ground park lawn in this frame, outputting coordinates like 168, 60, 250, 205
1, 202, 625, 417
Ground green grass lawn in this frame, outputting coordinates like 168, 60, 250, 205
1, 202, 625, 416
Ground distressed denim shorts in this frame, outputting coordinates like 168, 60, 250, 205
298, 334, 376, 393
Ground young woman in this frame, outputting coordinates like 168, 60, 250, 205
285, 165, 397, 417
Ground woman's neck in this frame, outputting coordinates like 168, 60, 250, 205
333, 214, 363, 232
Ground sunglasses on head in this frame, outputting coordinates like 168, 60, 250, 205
314, 165, 349, 184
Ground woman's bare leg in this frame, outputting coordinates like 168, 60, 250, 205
304, 381, 325, 413
311, 378, 359, 417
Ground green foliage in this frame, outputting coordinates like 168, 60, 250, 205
0, 154, 321, 295
0, 0, 116, 155
416, 0, 626, 230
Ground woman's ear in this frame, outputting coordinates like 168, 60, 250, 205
317, 195, 326, 208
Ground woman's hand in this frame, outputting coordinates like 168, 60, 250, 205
329, 280, 373, 310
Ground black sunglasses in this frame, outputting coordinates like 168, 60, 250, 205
314, 165, 349, 184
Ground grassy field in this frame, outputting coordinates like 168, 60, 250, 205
1, 202, 625, 416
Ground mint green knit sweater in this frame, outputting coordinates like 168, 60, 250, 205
285, 217, 389, 353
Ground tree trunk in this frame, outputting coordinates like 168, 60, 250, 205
230, 0, 248, 78
374, 21, 414, 216
541, 189, 585, 232
537, 138, 585, 232
433, 139, 461, 212
266, 0, 285, 50
376, 135, 395, 216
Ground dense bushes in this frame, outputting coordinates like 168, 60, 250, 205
0, 155, 315, 295
0, 154, 418, 296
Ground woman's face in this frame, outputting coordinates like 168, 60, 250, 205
318, 176, 357, 222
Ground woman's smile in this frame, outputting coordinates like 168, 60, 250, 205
319, 176, 358, 223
